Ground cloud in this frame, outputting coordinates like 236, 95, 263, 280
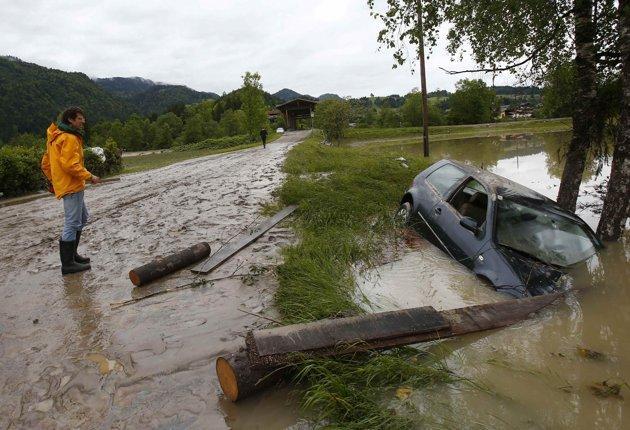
1, 0, 522, 96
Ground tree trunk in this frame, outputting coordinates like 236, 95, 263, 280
597, 0, 630, 240
557, 0, 598, 212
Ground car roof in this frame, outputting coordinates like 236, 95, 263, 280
438, 159, 553, 203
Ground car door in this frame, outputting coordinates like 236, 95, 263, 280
421, 163, 469, 257
431, 178, 491, 267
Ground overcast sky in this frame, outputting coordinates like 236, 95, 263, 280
2, 0, 521, 97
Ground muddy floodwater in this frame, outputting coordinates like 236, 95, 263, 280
0, 132, 309, 429
1, 129, 628, 429
358, 131, 630, 429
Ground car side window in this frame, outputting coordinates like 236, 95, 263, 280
426, 164, 467, 198
449, 179, 489, 227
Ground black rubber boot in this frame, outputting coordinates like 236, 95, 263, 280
74, 230, 90, 264
60, 240, 90, 275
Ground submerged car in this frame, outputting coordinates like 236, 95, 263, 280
397, 159, 602, 298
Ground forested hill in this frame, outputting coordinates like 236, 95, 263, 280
126, 85, 219, 116
93, 76, 156, 98
0, 57, 221, 142
94, 77, 220, 115
0, 56, 134, 142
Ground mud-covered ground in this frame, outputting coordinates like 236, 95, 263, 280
0, 131, 309, 429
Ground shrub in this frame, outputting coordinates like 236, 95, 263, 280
84, 138, 123, 177
314, 99, 351, 143
0, 145, 45, 197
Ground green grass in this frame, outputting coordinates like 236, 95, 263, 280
122, 133, 280, 174
274, 133, 455, 428
344, 118, 572, 143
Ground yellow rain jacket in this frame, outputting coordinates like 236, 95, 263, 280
41, 123, 93, 199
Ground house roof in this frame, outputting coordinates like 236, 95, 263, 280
276, 98, 318, 109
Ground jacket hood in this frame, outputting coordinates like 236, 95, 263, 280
46, 123, 63, 145
46, 122, 87, 145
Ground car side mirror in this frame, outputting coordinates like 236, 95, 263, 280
460, 216, 479, 235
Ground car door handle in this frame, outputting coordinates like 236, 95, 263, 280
434, 207, 442, 215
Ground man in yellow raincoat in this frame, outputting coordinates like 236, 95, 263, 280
41, 107, 101, 274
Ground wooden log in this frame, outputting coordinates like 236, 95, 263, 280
191, 205, 297, 274
129, 242, 211, 286
216, 293, 561, 401
216, 347, 282, 402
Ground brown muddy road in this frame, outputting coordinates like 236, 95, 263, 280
0, 131, 310, 429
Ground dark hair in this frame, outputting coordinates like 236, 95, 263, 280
61, 106, 85, 124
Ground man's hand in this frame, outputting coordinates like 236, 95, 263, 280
90, 175, 102, 184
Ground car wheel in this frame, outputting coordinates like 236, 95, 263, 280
395, 202, 412, 226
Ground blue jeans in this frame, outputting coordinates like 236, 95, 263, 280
62, 191, 89, 241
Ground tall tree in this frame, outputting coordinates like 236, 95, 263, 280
240, 72, 268, 142
597, 0, 629, 240
448, 79, 497, 124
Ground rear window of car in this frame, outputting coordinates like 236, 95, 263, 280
426, 164, 467, 197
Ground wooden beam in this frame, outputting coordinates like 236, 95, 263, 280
190, 205, 298, 275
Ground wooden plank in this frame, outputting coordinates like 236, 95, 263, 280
190, 205, 297, 274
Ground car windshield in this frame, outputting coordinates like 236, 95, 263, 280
496, 198, 597, 267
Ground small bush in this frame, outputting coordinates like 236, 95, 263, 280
0, 145, 45, 197
314, 99, 351, 143
172, 135, 250, 152
84, 138, 123, 177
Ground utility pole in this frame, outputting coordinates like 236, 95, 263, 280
417, 0, 430, 157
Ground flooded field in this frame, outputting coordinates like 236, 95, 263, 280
0, 132, 308, 429
1, 129, 627, 429
357, 131, 630, 429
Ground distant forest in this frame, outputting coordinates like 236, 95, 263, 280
0, 55, 543, 144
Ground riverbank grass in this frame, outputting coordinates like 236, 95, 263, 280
275, 134, 455, 428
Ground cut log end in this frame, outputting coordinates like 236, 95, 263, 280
129, 270, 141, 287
216, 356, 240, 402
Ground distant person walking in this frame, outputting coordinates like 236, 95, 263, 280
260, 128, 268, 148
41, 107, 101, 275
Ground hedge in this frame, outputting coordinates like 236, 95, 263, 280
0, 138, 122, 198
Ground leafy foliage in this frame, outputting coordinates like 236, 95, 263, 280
240, 72, 268, 141
448, 79, 497, 125
314, 99, 351, 142
83, 138, 123, 177
541, 62, 576, 118
0, 145, 45, 197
